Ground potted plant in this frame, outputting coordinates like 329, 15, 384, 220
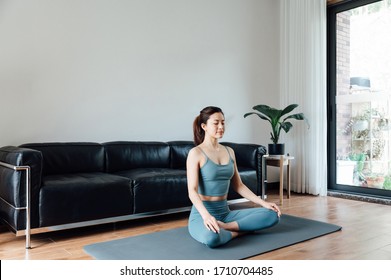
244, 104, 309, 155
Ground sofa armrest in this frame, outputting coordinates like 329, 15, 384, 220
0, 146, 42, 231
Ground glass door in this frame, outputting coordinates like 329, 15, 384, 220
328, 0, 391, 198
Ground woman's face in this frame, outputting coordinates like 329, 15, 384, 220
202, 112, 225, 139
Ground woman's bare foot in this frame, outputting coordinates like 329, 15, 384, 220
217, 221, 249, 239
217, 220, 239, 231
231, 231, 246, 238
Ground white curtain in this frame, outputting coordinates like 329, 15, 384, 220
280, 0, 327, 196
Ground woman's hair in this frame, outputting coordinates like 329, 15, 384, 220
193, 106, 224, 145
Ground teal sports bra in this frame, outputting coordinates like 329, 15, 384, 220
198, 146, 234, 196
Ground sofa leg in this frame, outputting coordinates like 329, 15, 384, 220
22, 166, 31, 249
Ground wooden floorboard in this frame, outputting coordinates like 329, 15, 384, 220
1, 191, 391, 260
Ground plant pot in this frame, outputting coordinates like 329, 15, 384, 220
268, 143, 285, 155
366, 176, 384, 189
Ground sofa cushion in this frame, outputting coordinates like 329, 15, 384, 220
19, 142, 104, 176
103, 142, 170, 172
39, 172, 132, 227
115, 168, 190, 213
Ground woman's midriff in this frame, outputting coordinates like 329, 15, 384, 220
199, 194, 227, 201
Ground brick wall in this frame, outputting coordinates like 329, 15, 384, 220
336, 11, 352, 158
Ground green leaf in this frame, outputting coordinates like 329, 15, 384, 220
283, 113, 310, 128
281, 104, 298, 116
280, 122, 293, 133
252, 105, 280, 120
243, 112, 270, 122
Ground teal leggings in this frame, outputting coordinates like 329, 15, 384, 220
188, 200, 279, 248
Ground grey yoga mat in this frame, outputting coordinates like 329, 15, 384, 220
84, 214, 341, 260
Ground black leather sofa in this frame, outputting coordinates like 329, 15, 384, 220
0, 141, 266, 246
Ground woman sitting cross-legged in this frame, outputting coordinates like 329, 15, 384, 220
187, 106, 281, 248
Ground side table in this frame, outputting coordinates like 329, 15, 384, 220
262, 154, 294, 205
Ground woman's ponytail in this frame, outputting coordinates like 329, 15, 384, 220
193, 115, 204, 146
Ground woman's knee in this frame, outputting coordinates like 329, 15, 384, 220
266, 210, 280, 227
237, 209, 279, 231
203, 232, 222, 248
200, 230, 233, 248
257, 209, 279, 227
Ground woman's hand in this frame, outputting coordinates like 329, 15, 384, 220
203, 214, 220, 233
263, 201, 281, 217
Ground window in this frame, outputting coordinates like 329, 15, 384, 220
328, 0, 391, 198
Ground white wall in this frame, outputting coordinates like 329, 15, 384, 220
0, 0, 279, 147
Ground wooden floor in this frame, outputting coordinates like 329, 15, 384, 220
1, 191, 391, 260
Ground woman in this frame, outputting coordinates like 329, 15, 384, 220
187, 106, 281, 248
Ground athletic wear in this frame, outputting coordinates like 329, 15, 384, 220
189, 200, 279, 248
197, 146, 234, 196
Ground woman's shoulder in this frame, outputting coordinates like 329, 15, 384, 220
188, 145, 204, 157
187, 146, 207, 167
221, 144, 233, 151
222, 145, 236, 159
